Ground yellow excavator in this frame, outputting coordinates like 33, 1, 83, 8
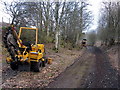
3, 25, 52, 72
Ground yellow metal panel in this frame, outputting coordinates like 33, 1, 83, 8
6, 57, 13, 63
20, 27, 37, 30
29, 51, 43, 61
18, 27, 22, 38
30, 59, 39, 62
37, 44, 44, 53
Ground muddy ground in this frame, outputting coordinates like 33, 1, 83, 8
1, 43, 85, 88
1, 40, 119, 88
47, 46, 119, 88
81, 46, 119, 88
106, 45, 120, 73
48, 48, 95, 88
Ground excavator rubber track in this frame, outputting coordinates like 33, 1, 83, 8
3, 27, 19, 70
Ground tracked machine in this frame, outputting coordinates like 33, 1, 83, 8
81, 39, 87, 47
3, 25, 52, 72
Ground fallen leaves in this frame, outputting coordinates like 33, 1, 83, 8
2, 45, 84, 88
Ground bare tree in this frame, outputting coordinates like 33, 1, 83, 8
98, 1, 120, 46
3, 1, 27, 26
2, 0, 92, 50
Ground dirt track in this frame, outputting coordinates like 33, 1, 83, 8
82, 46, 119, 88
2, 46, 119, 88
48, 46, 119, 88
2, 46, 84, 88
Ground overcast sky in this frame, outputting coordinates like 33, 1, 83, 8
87, 0, 102, 32
0, 0, 118, 32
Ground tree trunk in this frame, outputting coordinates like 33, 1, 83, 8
54, 2, 59, 50
47, 27, 49, 36
75, 32, 79, 45
55, 24, 59, 50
